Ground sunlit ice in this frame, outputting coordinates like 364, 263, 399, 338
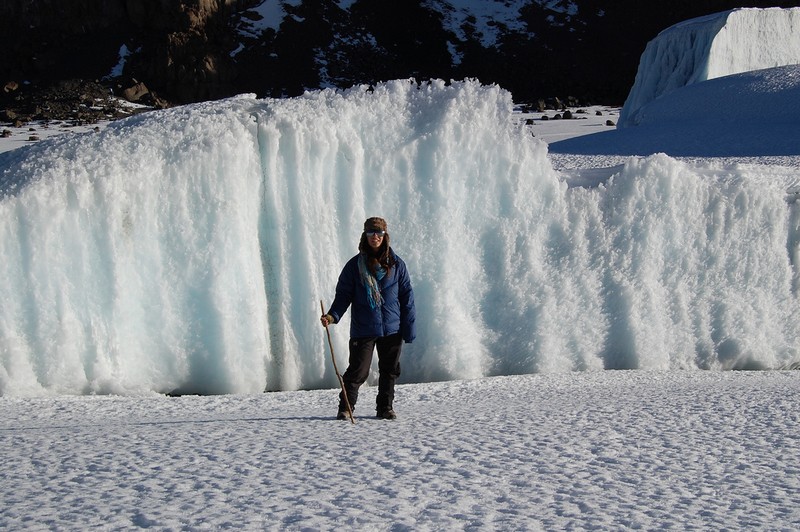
0, 79, 798, 397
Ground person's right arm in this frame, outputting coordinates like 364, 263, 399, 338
326, 257, 357, 325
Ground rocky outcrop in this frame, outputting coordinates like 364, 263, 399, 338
0, 0, 248, 104
0, 79, 147, 125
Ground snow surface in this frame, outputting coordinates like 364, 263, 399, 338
3, 6, 800, 527
620, 7, 800, 127
426, 0, 531, 48
236, 0, 302, 36
3, 370, 799, 529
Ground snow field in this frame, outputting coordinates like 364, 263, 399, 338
2, 370, 798, 530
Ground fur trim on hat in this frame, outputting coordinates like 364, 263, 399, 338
363, 217, 387, 232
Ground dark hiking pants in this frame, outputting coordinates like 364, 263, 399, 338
339, 333, 402, 412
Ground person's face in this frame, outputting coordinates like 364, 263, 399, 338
366, 230, 385, 251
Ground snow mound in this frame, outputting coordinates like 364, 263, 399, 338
620, 7, 800, 127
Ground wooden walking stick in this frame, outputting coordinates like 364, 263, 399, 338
321, 300, 355, 424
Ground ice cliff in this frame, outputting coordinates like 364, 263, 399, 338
1, 80, 799, 397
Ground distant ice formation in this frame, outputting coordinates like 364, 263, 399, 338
549, 64, 800, 157
620, 7, 800, 127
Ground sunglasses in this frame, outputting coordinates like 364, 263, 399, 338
365, 230, 386, 237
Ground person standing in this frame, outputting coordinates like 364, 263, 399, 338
321, 217, 416, 420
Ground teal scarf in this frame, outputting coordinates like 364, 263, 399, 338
358, 253, 385, 309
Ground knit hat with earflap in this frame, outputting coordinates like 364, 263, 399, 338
363, 217, 387, 232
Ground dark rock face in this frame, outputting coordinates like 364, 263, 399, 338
0, 0, 244, 106
1, 0, 131, 85
1, 0, 799, 116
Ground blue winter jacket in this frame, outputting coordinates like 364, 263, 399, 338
329, 250, 416, 343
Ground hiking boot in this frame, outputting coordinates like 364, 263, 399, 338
376, 408, 397, 420
336, 409, 349, 420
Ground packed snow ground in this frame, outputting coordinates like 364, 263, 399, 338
3, 370, 799, 530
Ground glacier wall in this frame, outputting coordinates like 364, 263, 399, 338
1, 80, 798, 396
620, 7, 800, 127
